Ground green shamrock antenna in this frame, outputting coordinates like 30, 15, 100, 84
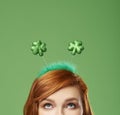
31, 40, 47, 56
68, 40, 84, 55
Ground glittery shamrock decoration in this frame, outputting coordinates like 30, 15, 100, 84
68, 40, 84, 55
31, 40, 47, 56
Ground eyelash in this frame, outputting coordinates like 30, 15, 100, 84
42, 102, 78, 110
66, 103, 77, 109
43, 103, 53, 109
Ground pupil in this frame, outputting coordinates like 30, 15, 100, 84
69, 103, 74, 108
45, 104, 51, 108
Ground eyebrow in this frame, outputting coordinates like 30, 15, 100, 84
65, 98, 79, 102
41, 97, 79, 103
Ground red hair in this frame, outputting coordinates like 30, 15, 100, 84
24, 70, 93, 115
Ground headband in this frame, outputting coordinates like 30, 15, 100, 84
30, 40, 84, 77
38, 62, 76, 77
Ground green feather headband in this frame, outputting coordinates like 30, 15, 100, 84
38, 62, 77, 77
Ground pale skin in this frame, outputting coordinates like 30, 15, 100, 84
38, 86, 83, 115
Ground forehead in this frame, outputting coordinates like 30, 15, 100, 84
46, 86, 81, 101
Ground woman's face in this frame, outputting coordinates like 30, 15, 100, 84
38, 86, 83, 115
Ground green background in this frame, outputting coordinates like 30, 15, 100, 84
0, 0, 120, 115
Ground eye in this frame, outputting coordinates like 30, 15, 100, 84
43, 103, 53, 109
66, 103, 76, 109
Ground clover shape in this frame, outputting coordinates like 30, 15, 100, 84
68, 40, 84, 55
31, 40, 47, 56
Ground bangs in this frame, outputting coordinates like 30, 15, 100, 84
33, 70, 81, 102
